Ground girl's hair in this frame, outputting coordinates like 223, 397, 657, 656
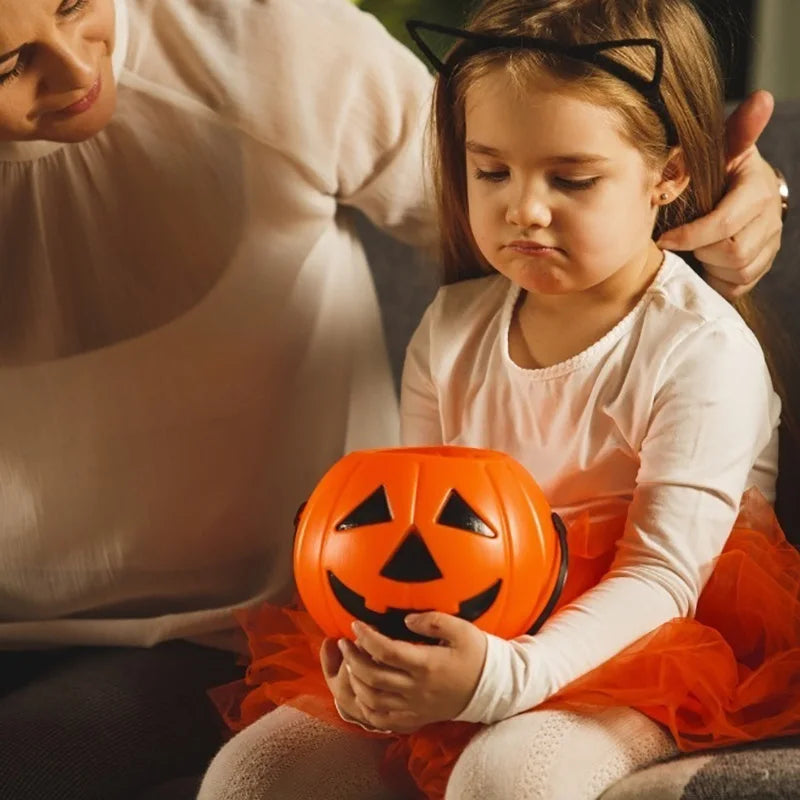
431, 0, 726, 285
429, 0, 792, 437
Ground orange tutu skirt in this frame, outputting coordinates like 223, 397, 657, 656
211, 490, 800, 800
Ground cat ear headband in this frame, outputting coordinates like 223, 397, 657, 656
406, 19, 679, 147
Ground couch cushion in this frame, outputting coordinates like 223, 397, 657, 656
602, 736, 800, 800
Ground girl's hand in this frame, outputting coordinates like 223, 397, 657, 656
339, 613, 488, 734
320, 637, 372, 728
658, 90, 782, 299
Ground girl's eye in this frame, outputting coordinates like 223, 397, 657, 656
554, 176, 600, 191
60, 0, 90, 16
474, 168, 509, 183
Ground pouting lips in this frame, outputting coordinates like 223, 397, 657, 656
327, 570, 501, 644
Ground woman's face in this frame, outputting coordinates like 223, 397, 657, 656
0, 0, 117, 143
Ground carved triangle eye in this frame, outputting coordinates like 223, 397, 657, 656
437, 490, 495, 537
336, 486, 393, 530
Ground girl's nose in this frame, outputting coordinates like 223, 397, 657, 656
506, 185, 552, 229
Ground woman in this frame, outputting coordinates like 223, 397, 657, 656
0, 0, 786, 797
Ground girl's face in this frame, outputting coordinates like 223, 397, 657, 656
465, 69, 664, 299
0, 0, 117, 143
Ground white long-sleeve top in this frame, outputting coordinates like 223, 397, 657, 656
0, 0, 434, 649
401, 252, 780, 724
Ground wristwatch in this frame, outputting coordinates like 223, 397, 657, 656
774, 166, 789, 221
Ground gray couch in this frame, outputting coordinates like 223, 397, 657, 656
361, 98, 800, 800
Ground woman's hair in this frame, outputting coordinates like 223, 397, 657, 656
430, 0, 726, 285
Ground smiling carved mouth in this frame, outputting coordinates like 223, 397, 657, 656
327, 570, 501, 643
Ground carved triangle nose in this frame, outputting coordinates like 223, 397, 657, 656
380, 528, 443, 583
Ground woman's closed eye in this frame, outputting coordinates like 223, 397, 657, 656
0, 1, 91, 87
0, 61, 24, 86
60, 0, 91, 17
0, 48, 30, 87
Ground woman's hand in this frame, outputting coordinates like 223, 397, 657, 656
338, 613, 488, 734
658, 90, 783, 299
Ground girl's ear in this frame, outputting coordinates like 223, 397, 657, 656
653, 147, 690, 207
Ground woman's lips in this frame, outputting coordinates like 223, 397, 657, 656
53, 76, 102, 117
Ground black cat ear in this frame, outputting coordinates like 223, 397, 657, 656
578, 39, 664, 90
406, 19, 463, 77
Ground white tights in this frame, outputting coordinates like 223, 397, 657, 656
198, 704, 677, 800
445, 706, 677, 800
197, 704, 408, 800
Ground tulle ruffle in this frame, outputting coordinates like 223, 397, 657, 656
211, 489, 800, 799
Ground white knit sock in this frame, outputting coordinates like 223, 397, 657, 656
197, 704, 412, 800
444, 706, 678, 800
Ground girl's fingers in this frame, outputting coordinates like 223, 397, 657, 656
339, 639, 415, 692
350, 622, 425, 671
348, 670, 409, 713
320, 638, 344, 681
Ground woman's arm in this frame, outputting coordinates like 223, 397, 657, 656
234, 0, 436, 248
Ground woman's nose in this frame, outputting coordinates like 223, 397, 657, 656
38, 34, 96, 94
506, 184, 552, 229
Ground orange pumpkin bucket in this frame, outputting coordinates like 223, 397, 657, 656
293, 446, 567, 642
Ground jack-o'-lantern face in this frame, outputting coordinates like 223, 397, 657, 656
294, 447, 566, 642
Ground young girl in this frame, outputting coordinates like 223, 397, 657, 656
200, 1, 800, 798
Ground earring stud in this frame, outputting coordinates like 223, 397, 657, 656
660, 192, 669, 201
